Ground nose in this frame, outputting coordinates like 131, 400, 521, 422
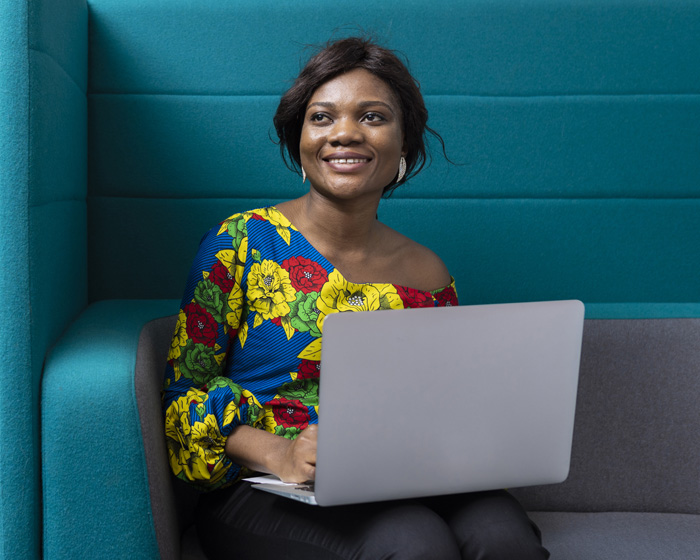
328, 117, 363, 145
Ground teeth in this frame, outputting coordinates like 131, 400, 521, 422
327, 158, 368, 164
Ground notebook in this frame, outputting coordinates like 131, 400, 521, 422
246, 299, 585, 506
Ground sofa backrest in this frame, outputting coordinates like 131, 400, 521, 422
511, 318, 700, 514
86, 0, 700, 306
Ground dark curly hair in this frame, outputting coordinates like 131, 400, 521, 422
273, 37, 446, 196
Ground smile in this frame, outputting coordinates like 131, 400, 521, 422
325, 158, 370, 164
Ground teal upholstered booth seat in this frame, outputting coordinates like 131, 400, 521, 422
1, 0, 87, 558
1, 0, 699, 558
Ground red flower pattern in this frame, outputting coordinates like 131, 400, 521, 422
183, 302, 218, 346
281, 256, 328, 294
433, 286, 458, 307
270, 398, 310, 429
297, 359, 321, 380
210, 261, 236, 292
396, 285, 435, 308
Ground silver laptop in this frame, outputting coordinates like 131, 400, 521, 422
247, 300, 585, 506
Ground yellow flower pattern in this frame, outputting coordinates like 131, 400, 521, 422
298, 270, 404, 361
247, 260, 297, 335
317, 269, 403, 327
162, 207, 458, 490
168, 310, 188, 362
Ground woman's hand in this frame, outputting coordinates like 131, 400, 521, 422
225, 424, 317, 483
276, 425, 317, 483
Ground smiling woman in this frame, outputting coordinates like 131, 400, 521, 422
274, 37, 444, 196
163, 37, 549, 560
298, 68, 405, 202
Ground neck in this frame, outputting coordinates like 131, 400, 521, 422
284, 191, 382, 257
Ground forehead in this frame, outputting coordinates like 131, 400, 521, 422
306, 68, 400, 110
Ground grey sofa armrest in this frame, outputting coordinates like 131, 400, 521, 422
136, 316, 206, 560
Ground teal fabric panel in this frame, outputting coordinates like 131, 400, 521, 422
30, 201, 88, 377
1, 1, 87, 558
87, 197, 278, 301
88, 93, 700, 199
88, 95, 293, 199
30, 0, 88, 93
30, 50, 87, 206
87, 0, 700, 96
381, 198, 700, 305
30, 201, 87, 558
42, 299, 177, 560
0, 2, 35, 558
88, 197, 700, 304
425, 95, 700, 199
585, 303, 700, 320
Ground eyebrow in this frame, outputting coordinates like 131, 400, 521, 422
306, 100, 396, 115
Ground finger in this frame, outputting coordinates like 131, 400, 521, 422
298, 429, 317, 446
303, 424, 318, 437
305, 465, 316, 481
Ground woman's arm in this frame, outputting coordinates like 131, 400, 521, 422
225, 424, 317, 483
163, 216, 253, 489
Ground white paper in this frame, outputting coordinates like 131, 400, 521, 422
242, 474, 298, 486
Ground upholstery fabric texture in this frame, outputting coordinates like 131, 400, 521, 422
85, 0, 700, 303
1, 0, 87, 557
42, 300, 177, 559
1, 0, 697, 558
530, 512, 700, 560
510, 319, 700, 514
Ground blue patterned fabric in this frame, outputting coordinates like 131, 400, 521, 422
162, 207, 458, 489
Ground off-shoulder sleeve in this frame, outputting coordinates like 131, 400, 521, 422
431, 276, 459, 307
162, 214, 257, 490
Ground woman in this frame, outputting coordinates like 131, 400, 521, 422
163, 37, 549, 559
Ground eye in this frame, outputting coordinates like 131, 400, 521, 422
309, 112, 330, 124
362, 112, 386, 123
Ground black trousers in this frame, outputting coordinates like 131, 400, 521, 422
196, 482, 550, 560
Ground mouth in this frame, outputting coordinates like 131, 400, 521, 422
324, 157, 370, 164
322, 153, 372, 172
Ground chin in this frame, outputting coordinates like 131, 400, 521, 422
314, 175, 392, 201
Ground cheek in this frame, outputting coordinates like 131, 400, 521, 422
378, 133, 404, 163
299, 128, 321, 160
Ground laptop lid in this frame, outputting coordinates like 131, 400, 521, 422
312, 300, 584, 506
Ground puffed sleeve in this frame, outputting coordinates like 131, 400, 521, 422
162, 214, 259, 490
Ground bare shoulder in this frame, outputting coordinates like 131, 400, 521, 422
405, 240, 452, 290
380, 225, 452, 292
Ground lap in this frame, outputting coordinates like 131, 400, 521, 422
196, 482, 548, 560
425, 491, 550, 559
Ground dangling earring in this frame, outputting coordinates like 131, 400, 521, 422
302, 167, 307, 184
397, 156, 406, 183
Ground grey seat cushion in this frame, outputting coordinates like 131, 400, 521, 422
530, 511, 700, 560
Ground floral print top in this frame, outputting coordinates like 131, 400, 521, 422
163, 207, 459, 490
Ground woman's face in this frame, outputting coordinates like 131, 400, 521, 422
299, 68, 405, 202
